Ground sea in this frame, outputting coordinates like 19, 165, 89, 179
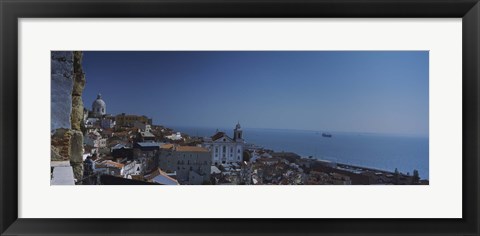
171, 126, 429, 180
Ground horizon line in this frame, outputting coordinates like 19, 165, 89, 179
166, 124, 429, 138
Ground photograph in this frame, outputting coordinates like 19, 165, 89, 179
3, 0, 478, 234
50, 50, 429, 185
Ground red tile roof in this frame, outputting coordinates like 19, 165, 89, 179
95, 160, 125, 169
161, 144, 209, 153
144, 168, 180, 185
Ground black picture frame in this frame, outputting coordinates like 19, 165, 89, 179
1, 0, 479, 235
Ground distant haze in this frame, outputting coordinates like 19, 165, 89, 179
82, 51, 429, 137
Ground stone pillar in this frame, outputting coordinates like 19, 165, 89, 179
70, 130, 84, 182
71, 51, 86, 131
70, 51, 86, 182
51, 52, 74, 131
51, 128, 84, 182
51, 51, 86, 184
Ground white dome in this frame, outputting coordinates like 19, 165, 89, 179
92, 94, 106, 116
93, 98, 105, 108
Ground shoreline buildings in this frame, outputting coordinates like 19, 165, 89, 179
158, 144, 211, 185
55, 93, 427, 185
202, 123, 245, 165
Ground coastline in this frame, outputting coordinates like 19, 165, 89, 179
172, 125, 429, 180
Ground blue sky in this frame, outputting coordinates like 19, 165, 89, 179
81, 51, 429, 136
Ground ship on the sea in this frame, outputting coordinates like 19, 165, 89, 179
322, 133, 332, 138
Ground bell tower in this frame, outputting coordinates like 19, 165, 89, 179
233, 122, 243, 141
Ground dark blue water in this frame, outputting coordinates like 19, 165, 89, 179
172, 126, 429, 179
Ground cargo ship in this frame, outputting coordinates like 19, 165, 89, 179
322, 133, 332, 138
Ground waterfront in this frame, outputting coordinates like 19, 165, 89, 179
172, 126, 429, 179
50, 51, 429, 185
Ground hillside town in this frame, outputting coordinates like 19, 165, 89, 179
52, 93, 428, 185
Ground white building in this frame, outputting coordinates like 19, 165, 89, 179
121, 160, 140, 177
84, 130, 107, 154
83, 94, 109, 129
84, 117, 99, 128
93, 159, 139, 178
91, 93, 106, 118
203, 123, 245, 165
93, 160, 125, 176
133, 121, 151, 132
166, 132, 182, 141
100, 117, 116, 129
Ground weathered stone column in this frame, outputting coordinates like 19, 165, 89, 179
51, 51, 86, 184
70, 51, 86, 182
71, 51, 86, 131
51, 52, 74, 131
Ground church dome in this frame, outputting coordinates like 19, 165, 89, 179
92, 93, 106, 116
235, 122, 241, 130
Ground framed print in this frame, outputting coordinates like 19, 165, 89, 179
1, 0, 479, 235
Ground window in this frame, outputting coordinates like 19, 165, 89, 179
223, 146, 226, 153
238, 149, 240, 153
230, 147, 233, 153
